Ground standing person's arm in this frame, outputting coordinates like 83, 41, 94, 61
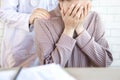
0, 0, 52, 68
0, 0, 50, 32
0, 0, 30, 31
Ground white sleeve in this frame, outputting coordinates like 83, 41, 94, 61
0, 0, 31, 32
47, 0, 58, 11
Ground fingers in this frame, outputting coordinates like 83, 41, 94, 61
73, 1, 91, 22
65, 3, 76, 16
83, 1, 92, 17
87, 2, 92, 13
34, 8, 50, 18
79, 8, 84, 21
75, 6, 83, 19
29, 8, 50, 24
84, 5, 88, 16
71, 3, 81, 17
33, 12, 49, 19
29, 13, 48, 24
65, 1, 91, 18
61, 0, 92, 33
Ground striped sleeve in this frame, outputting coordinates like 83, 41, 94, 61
76, 12, 113, 67
34, 19, 76, 67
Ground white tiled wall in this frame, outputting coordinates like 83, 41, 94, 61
0, 0, 120, 67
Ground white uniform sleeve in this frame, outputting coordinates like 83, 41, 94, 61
0, 0, 31, 32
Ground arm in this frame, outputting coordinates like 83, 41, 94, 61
76, 12, 113, 67
34, 2, 83, 67
0, 0, 31, 31
34, 19, 76, 67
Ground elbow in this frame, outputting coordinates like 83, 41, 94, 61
92, 55, 113, 67
99, 55, 113, 67
100, 51, 113, 67
106, 51, 113, 67
106, 55, 113, 67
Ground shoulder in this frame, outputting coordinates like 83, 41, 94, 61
86, 11, 100, 22
84, 11, 102, 28
34, 16, 62, 28
34, 19, 52, 33
34, 16, 63, 32
34, 19, 47, 29
83, 11, 103, 36
34, 9, 63, 28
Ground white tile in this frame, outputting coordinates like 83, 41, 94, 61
111, 29, 120, 37
105, 29, 111, 37
92, 7, 108, 14
107, 37, 120, 44
92, 0, 100, 7
111, 60, 120, 67
112, 54, 120, 60
107, 7, 120, 14
99, 0, 120, 6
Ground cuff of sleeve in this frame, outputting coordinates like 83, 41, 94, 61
29, 24, 34, 32
56, 34, 76, 51
76, 30, 92, 49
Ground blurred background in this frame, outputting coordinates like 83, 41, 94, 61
0, 0, 120, 67
92, 0, 120, 67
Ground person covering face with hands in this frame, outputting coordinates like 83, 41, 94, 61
34, 0, 113, 67
61, 0, 91, 37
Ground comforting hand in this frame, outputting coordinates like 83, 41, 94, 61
29, 8, 50, 24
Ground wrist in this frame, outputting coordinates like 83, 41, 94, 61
63, 28, 75, 38
76, 26, 85, 35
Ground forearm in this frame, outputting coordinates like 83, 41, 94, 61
76, 30, 113, 67
35, 33, 76, 67
63, 28, 75, 38
75, 24, 85, 35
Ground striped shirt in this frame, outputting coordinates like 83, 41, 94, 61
34, 7, 113, 67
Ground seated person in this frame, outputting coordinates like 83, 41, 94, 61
33, 0, 113, 67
